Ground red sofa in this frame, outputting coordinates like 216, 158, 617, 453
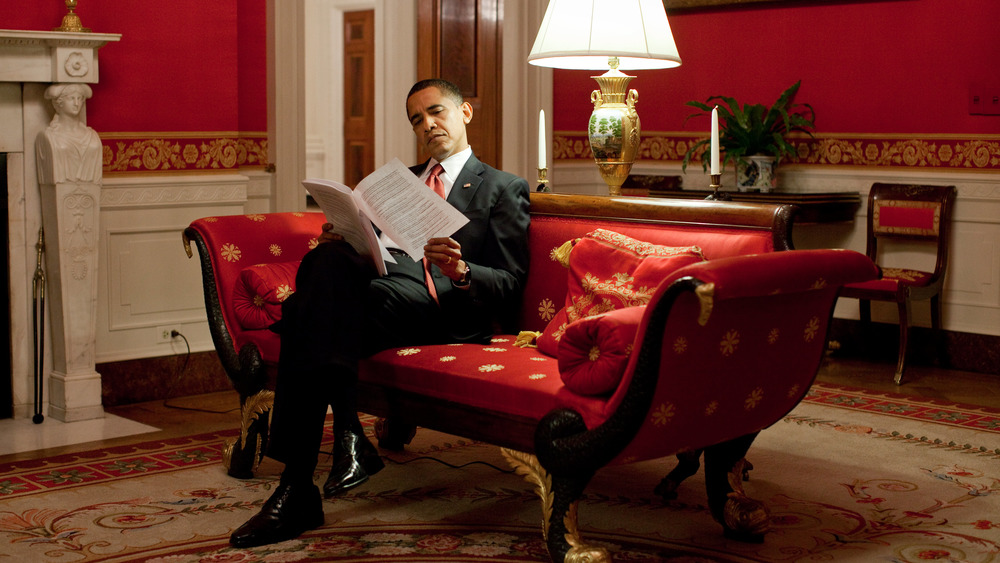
183, 193, 877, 561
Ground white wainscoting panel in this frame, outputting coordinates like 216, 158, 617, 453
98, 173, 252, 362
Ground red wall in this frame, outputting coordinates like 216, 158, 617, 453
554, 0, 1000, 136
4, 0, 267, 173
4, 0, 264, 132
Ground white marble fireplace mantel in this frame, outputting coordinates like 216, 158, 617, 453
2, 28, 120, 421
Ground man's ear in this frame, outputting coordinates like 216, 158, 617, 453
462, 101, 473, 124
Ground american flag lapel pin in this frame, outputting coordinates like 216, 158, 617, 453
463, 183, 472, 189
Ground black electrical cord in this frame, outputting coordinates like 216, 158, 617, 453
318, 448, 515, 475
162, 330, 239, 414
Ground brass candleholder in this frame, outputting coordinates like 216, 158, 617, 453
536, 167, 551, 193
705, 173, 731, 201
55, 0, 91, 33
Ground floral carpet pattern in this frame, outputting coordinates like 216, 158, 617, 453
1, 382, 998, 562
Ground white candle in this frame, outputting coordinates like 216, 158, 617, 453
710, 106, 720, 175
538, 109, 547, 170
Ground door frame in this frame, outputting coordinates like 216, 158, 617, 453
268, 0, 548, 211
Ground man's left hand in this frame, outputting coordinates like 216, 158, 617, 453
424, 237, 468, 282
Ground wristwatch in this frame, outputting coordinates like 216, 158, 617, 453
454, 263, 471, 287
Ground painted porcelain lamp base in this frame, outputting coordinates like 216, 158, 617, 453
588, 65, 640, 197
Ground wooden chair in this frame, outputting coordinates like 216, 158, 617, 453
839, 183, 957, 384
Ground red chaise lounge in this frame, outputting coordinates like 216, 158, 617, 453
183, 193, 877, 561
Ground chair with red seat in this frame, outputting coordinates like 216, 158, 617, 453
839, 183, 957, 384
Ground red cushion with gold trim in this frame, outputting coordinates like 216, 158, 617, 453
232, 261, 300, 330
558, 306, 646, 396
360, 336, 611, 425
537, 229, 704, 357
843, 267, 932, 293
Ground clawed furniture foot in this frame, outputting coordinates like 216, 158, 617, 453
654, 449, 703, 500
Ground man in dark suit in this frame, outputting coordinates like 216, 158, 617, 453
230, 78, 531, 548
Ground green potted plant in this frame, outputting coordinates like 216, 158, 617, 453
682, 80, 815, 192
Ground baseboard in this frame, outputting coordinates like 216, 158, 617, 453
98, 352, 232, 407
96, 323, 998, 406
828, 319, 1000, 376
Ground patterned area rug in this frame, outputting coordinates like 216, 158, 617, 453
2, 382, 999, 562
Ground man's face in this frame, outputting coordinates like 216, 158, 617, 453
406, 86, 473, 161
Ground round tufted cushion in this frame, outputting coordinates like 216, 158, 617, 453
231, 261, 301, 330
557, 305, 646, 396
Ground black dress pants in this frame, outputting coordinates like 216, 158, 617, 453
266, 241, 449, 479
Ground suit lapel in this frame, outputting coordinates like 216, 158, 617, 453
447, 154, 484, 213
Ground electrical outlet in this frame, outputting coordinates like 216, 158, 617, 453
156, 325, 181, 343
987, 90, 1000, 115
969, 87, 984, 115
969, 87, 1000, 115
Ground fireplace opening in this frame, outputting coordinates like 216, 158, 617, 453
2, 153, 12, 419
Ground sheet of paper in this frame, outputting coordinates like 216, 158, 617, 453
355, 158, 470, 260
301, 178, 391, 276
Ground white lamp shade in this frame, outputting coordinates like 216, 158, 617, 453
528, 0, 681, 70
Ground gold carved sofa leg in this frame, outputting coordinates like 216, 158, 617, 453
501, 448, 610, 563
223, 390, 274, 479
703, 433, 769, 542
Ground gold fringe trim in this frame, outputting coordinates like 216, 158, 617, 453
551, 239, 575, 268
515, 331, 542, 348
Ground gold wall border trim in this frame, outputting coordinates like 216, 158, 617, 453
100, 133, 268, 174
554, 132, 1000, 171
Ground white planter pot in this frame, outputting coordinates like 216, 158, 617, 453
736, 155, 777, 192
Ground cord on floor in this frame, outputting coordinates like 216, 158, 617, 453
161, 330, 239, 414
318, 448, 515, 475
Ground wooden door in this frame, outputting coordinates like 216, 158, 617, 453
417, 0, 502, 169
343, 10, 375, 188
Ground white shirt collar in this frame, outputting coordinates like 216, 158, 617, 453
424, 146, 473, 196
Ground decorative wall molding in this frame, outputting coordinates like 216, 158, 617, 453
100, 132, 267, 174
101, 174, 249, 208
554, 132, 1000, 171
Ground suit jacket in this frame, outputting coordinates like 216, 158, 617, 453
409, 154, 531, 341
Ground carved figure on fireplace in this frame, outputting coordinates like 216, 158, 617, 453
35, 83, 103, 185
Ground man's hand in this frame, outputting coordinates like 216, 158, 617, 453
424, 236, 467, 282
318, 223, 344, 245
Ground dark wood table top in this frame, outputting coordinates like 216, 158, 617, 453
621, 188, 862, 223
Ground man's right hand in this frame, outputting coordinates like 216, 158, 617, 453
318, 223, 344, 245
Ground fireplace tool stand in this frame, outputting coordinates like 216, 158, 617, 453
32, 228, 46, 424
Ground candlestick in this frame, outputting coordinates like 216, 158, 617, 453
704, 173, 731, 201
538, 109, 547, 170
536, 167, 551, 193
710, 106, 720, 175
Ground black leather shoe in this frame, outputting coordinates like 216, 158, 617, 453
230, 482, 324, 548
323, 430, 385, 497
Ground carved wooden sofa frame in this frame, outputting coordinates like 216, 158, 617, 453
183, 193, 877, 562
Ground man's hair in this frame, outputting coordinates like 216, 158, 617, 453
406, 79, 464, 110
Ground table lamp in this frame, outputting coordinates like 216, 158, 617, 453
528, 0, 681, 196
